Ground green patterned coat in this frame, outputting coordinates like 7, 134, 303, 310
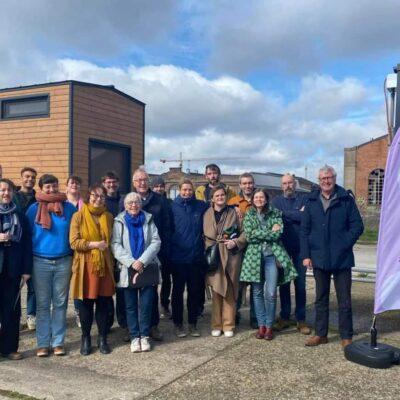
240, 207, 298, 285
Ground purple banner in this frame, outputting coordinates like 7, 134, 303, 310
375, 130, 400, 313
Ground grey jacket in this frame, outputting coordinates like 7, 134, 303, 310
111, 210, 161, 288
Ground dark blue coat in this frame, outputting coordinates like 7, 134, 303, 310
300, 185, 364, 270
170, 195, 208, 264
272, 193, 307, 257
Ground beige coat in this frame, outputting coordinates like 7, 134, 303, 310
203, 207, 246, 300
69, 211, 115, 300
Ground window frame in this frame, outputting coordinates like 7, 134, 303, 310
367, 168, 384, 206
0, 93, 50, 120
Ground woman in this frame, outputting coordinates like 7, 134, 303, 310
65, 175, 84, 328
204, 185, 246, 338
241, 189, 297, 340
69, 184, 115, 355
26, 174, 76, 357
169, 179, 208, 338
111, 192, 161, 353
0, 179, 32, 360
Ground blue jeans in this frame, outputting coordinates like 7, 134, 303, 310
124, 286, 154, 339
26, 278, 36, 316
252, 255, 278, 328
32, 256, 72, 348
279, 255, 306, 321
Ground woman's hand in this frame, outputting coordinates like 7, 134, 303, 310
0, 232, 10, 242
224, 239, 237, 250
132, 260, 144, 273
22, 274, 31, 283
303, 258, 313, 270
88, 240, 107, 251
271, 224, 281, 232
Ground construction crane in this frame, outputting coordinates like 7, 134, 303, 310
160, 152, 249, 169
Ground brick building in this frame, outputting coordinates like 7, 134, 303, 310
344, 134, 388, 206
0, 80, 145, 193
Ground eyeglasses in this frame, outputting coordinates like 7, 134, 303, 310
90, 193, 106, 200
319, 176, 336, 182
126, 201, 141, 206
133, 179, 149, 183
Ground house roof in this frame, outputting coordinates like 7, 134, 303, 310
0, 80, 145, 107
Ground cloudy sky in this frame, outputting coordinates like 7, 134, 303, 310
2, 0, 398, 183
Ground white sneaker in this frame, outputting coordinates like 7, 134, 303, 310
27, 315, 36, 331
130, 338, 141, 353
140, 336, 151, 352
211, 330, 222, 337
224, 330, 234, 338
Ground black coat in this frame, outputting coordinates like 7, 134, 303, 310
299, 185, 364, 270
1, 212, 33, 279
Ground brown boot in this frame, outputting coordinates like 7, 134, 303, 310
297, 321, 312, 335
305, 335, 328, 346
341, 339, 352, 349
273, 318, 291, 331
264, 327, 274, 341
255, 326, 266, 339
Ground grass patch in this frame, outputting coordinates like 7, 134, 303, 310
359, 229, 378, 243
0, 389, 44, 400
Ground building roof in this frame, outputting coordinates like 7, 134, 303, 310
0, 80, 145, 107
344, 134, 388, 151
251, 172, 310, 192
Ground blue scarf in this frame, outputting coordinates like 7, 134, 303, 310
124, 211, 145, 259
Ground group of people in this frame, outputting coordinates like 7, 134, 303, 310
0, 162, 364, 361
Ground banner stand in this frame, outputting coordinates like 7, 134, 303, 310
344, 316, 400, 368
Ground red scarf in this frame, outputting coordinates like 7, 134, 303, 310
35, 192, 67, 230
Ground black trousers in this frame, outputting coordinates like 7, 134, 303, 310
0, 273, 21, 355
79, 296, 109, 337
160, 263, 172, 309
313, 268, 353, 339
171, 263, 203, 325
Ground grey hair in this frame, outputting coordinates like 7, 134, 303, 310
319, 164, 337, 177
124, 192, 142, 206
133, 166, 149, 179
239, 172, 254, 184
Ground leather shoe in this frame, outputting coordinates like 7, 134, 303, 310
341, 339, 352, 349
80, 336, 92, 356
255, 326, 266, 339
264, 327, 274, 341
53, 346, 66, 356
297, 321, 312, 335
7, 352, 23, 360
36, 347, 49, 357
305, 335, 328, 346
98, 336, 111, 354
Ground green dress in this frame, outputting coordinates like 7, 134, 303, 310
240, 207, 298, 285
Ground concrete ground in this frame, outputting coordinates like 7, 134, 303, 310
0, 243, 399, 400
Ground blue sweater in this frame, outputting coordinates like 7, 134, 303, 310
272, 193, 307, 257
26, 202, 76, 258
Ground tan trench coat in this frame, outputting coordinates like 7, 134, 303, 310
69, 211, 115, 300
203, 207, 246, 300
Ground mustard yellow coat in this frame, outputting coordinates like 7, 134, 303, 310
69, 211, 115, 300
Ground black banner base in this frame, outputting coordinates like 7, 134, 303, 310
345, 340, 400, 369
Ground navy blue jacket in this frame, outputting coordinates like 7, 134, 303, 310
272, 193, 307, 257
300, 185, 364, 270
170, 195, 208, 264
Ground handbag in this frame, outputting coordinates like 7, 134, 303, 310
128, 261, 160, 289
204, 210, 229, 273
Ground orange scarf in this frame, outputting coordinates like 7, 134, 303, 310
35, 192, 67, 230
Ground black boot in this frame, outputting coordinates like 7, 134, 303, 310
80, 336, 91, 356
98, 336, 111, 354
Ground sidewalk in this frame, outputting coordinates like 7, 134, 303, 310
0, 246, 399, 400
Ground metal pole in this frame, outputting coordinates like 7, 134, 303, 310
394, 63, 400, 136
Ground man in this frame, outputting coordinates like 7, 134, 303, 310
132, 168, 172, 341
195, 164, 236, 203
300, 165, 364, 349
101, 171, 121, 331
272, 174, 311, 334
151, 177, 173, 318
228, 172, 257, 328
14, 167, 38, 331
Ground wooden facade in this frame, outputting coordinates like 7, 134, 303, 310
0, 81, 145, 193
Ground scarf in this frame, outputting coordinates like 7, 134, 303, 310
81, 203, 111, 277
35, 192, 67, 230
124, 211, 145, 260
0, 201, 22, 273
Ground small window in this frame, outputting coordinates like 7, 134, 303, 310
1, 94, 49, 120
368, 169, 384, 206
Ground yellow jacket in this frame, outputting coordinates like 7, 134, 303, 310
195, 184, 236, 202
